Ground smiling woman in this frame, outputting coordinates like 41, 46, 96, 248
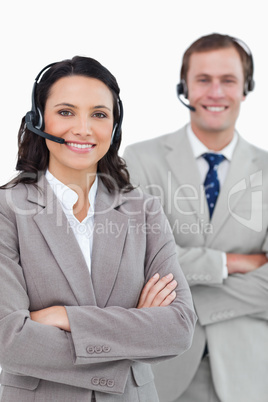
44, 75, 115, 190
0, 56, 196, 401
14, 57, 130, 194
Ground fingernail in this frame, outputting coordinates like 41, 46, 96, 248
165, 273, 173, 280
153, 273, 159, 279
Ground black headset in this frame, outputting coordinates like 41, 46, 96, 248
25, 62, 123, 145
176, 36, 255, 111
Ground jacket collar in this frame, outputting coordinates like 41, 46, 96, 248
27, 173, 129, 307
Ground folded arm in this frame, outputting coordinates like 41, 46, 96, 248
193, 262, 268, 326
64, 200, 196, 366
0, 197, 196, 389
226, 253, 268, 274
31, 272, 179, 330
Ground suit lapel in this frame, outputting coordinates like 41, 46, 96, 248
91, 181, 129, 308
206, 136, 259, 246
29, 175, 97, 306
164, 127, 210, 224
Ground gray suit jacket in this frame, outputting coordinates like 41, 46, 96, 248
0, 174, 196, 402
123, 126, 268, 402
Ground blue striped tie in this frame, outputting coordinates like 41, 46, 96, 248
202, 153, 225, 218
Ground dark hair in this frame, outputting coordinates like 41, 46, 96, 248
180, 33, 254, 91
5, 56, 133, 192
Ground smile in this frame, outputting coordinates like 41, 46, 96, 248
66, 142, 95, 149
203, 106, 227, 112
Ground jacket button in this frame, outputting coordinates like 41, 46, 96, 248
95, 346, 103, 353
102, 345, 111, 353
99, 378, 107, 386
86, 346, 95, 354
107, 379, 115, 388
91, 377, 99, 386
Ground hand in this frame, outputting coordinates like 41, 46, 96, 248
226, 253, 268, 274
30, 306, 70, 332
137, 273, 177, 309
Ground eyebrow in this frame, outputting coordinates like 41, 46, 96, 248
54, 102, 112, 111
94, 105, 112, 111
54, 103, 77, 108
195, 73, 238, 79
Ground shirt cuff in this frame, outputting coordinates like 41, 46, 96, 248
222, 252, 228, 279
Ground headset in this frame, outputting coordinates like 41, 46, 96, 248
176, 36, 255, 112
25, 62, 123, 145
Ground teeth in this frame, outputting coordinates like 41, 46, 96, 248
67, 142, 93, 149
206, 106, 226, 112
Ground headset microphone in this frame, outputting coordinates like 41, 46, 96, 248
25, 62, 123, 146
176, 81, 196, 112
25, 113, 66, 144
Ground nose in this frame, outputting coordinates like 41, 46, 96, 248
73, 115, 92, 138
207, 80, 224, 98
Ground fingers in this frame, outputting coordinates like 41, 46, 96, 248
160, 290, 176, 307
137, 273, 177, 308
152, 278, 177, 307
137, 273, 160, 308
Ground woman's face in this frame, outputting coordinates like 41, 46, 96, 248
44, 75, 114, 182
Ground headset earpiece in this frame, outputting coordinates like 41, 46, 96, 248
26, 62, 124, 146
111, 124, 118, 144
243, 76, 255, 96
25, 63, 58, 135
177, 37, 255, 100
110, 99, 123, 145
36, 108, 43, 129
177, 79, 188, 99
25, 111, 36, 126
232, 36, 255, 96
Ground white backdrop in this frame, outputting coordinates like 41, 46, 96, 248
0, 0, 267, 185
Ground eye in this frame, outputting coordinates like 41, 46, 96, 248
222, 76, 237, 84
197, 78, 209, 83
58, 110, 73, 116
92, 112, 107, 118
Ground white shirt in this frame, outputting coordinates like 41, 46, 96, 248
186, 124, 238, 278
45, 170, 98, 273
187, 124, 238, 185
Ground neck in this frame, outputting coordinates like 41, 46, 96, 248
191, 124, 235, 152
48, 166, 96, 199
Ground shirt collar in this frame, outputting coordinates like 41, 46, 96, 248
186, 123, 238, 161
45, 170, 98, 216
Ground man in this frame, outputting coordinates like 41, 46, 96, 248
123, 33, 268, 402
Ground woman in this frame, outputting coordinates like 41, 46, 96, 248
0, 56, 196, 402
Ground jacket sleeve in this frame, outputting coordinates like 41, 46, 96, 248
123, 144, 268, 325
175, 245, 225, 285
66, 196, 197, 365
0, 201, 132, 394
192, 263, 268, 326
123, 145, 225, 287
0, 191, 196, 391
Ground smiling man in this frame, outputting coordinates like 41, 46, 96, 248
123, 33, 268, 402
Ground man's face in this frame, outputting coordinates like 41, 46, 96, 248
186, 47, 245, 138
